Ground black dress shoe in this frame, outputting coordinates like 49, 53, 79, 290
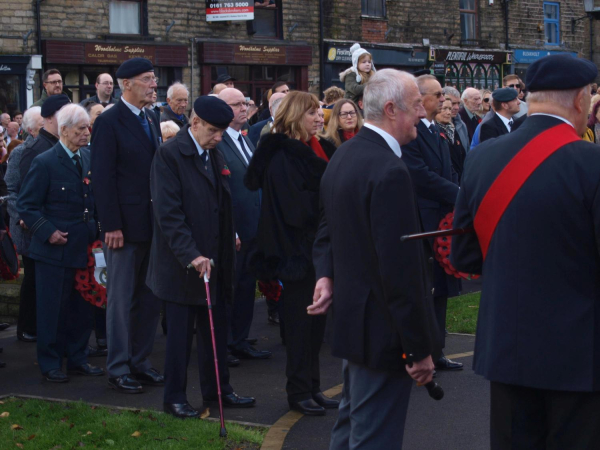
435, 356, 463, 371
312, 392, 339, 409
227, 355, 240, 367
205, 392, 256, 408
108, 374, 143, 394
0, 323, 10, 331
87, 345, 108, 358
230, 346, 272, 360
17, 331, 37, 342
45, 369, 69, 383
132, 368, 164, 386
289, 398, 325, 416
68, 363, 105, 376
96, 338, 107, 348
163, 402, 200, 419
268, 313, 280, 325
245, 338, 258, 345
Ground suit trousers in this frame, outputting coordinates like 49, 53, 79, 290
104, 241, 161, 377
282, 269, 326, 402
18, 255, 37, 334
35, 261, 92, 374
229, 239, 257, 350
434, 295, 447, 350
163, 300, 233, 404
330, 360, 413, 450
490, 381, 600, 450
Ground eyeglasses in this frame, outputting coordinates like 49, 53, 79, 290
45, 80, 63, 85
483, 98, 490, 103
339, 111, 357, 118
423, 91, 444, 98
228, 102, 249, 109
506, 84, 521, 89
134, 76, 159, 84
99, 82, 114, 86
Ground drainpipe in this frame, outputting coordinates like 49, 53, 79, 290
319, 0, 324, 95
590, 14, 594, 64
190, 38, 195, 98
36, 0, 43, 54
503, 0, 510, 50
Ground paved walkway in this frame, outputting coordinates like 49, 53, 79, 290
0, 280, 488, 449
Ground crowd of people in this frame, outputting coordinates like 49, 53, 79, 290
0, 46, 599, 449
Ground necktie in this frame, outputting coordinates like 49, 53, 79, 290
201, 150, 209, 168
508, 119, 513, 130
73, 154, 82, 177
429, 123, 437, 135
137, 110, 152, 141
237, 134, 252, 162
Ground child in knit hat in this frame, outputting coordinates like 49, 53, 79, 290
339, 43, 376, 106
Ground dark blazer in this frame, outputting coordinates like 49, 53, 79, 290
313, 127, 438, 371
146, 125, 235, 306
160, 105, 189, 129
91, 98, 162, 242
451, 115, 600, 392
458, 106, 480, 141
248, 118, 271, 147
17, 143, 96, 268
80, 94, 117, 106
216, 131, 260, 242
19, 128, 59, 182
479, 112, 510, 143
511, 113, 527, 132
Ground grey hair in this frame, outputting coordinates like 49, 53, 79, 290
527, 86, 589, 108
117, 78, 125, 91
416, 74, 438, 93
167, 82, 189, 100
442, 86, 461, 98
57, 104, 89, 136
22, 106, 42, 133
270, 97, 285, 117
160, 120, 180, 136
461, 87, 479, 101
363, 69, 417, 122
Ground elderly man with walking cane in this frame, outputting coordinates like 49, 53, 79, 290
146, 95, 255, 419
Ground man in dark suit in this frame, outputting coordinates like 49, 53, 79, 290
479, 88, 521, 143
452, 54, 600, 448
17, 104, 103, 383
402, 74, 462, 372
91, 58, 164, 394
147, 96, 255, 418
217, 88, 271, 360
160, 82, 189, 128
79, 73, 117, 107
311, 69, 437, 448
458, 87, 482, 141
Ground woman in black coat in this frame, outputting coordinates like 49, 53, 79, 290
437, 97, 466, 184
244, 91, 339, 416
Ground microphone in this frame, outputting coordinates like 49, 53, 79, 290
422, 381, 444, 400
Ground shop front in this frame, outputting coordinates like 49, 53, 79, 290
432, 48, 512, 92
0, 55, 37, 116
512, 49, 577, 81
323, 43, 428, 91
41, 40, 188, 103
197, 41, 312, 102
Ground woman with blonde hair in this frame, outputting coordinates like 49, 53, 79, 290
479, 89, 492, 118
322, 98, 363, 148
245, 91, 339, 416
159, 120, 180, 142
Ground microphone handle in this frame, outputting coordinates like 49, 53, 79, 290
424, 381, 444, 400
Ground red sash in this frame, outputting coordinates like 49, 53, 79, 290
473, 123, 580, 260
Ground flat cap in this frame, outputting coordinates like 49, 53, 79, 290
115, 57, 154, 79
193, 96, 234, 129
215, 74, 236, 84
526, 54, 598, 92
41, 94, 71, 118
492, 87, 518, 102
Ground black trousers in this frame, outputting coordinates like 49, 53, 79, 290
433, 295, 447, 350
490, 381, 600, 450
17, 255, 37, 334
228, 240, 257, 350
282, 270, 326, 403
163, 301, 233, 404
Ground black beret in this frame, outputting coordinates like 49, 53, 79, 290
526, 54, 598, 92
41, 94, 71, 118
215, 74, 236, 84
115, 57, 154, 79
193, 96, 234, 129
492, 87, 518, 102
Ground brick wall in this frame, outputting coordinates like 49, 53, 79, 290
362, 18, 387, 43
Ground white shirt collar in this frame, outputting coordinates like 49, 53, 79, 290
225, 127, 240, 141
188, 128, 206, 157
529, 113, 574, 129
58, 140, 81, 159
495, 112, 513, 131
421, 118, 435, 131
363, 123, 402, 158
120, 95, 142, 116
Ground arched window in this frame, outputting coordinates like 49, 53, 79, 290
487, 65, 501, 90
473, 64, 486, 89
445, 63, 459, 88
458, 64, 473, 92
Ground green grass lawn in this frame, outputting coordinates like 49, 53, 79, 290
446, 291, 481, 334
0, 397, 265, 449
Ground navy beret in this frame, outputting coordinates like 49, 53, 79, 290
215, 74, 236, 84
193, 96, 234, 129
492, 87, 518, 102
115, 58, 154, 79
526, 54, 598, 92
41, 94, 71, 118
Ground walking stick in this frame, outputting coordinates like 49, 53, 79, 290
400, 227, 474, 242
204, 272, 227, 438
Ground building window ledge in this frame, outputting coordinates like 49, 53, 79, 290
360, 15, 388, 22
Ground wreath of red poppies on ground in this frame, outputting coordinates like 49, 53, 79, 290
258, 280, 282, 302
0, 228, 19, 281
74, 240, 107, 308
434, 212, 480, 280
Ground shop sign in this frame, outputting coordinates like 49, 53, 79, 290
206, 1, 254, 22
433, 62, 445, 75
436, 49, 510, 65
234, 44, 286, 64
513, 49, 577, 64
85, 43, 155, 65
326, 46, 427, 67
0, 65, 11, 72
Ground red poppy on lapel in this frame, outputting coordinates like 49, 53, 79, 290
221, 165, 231, 176
241, 130, 248, 136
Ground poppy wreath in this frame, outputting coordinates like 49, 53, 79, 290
258, 280, 282, 302
433, 212, 480, 281
74, 240, 107, 308
0, 228, 19, 281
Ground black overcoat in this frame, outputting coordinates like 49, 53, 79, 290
479, 112, 510, 143
146, 125, 235, 306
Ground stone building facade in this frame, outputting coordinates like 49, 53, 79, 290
0, 0, 594, 115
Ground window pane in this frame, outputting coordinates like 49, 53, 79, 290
110, 1, 140, 34
460, 0, 475, 10
254, 7, 277, 37
460, 12, 476, 40
544, 3, 558, 19
546, 23, 559, 44
362, 0, 385, 17
0, 75, 20, 117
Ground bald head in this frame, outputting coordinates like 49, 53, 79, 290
0, 113, 9, 127
6, 122, 19, 138
218, 88, 247, 131
269, 92, 287, 117
461, 88, 482, 114
213, 83, 227, 95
